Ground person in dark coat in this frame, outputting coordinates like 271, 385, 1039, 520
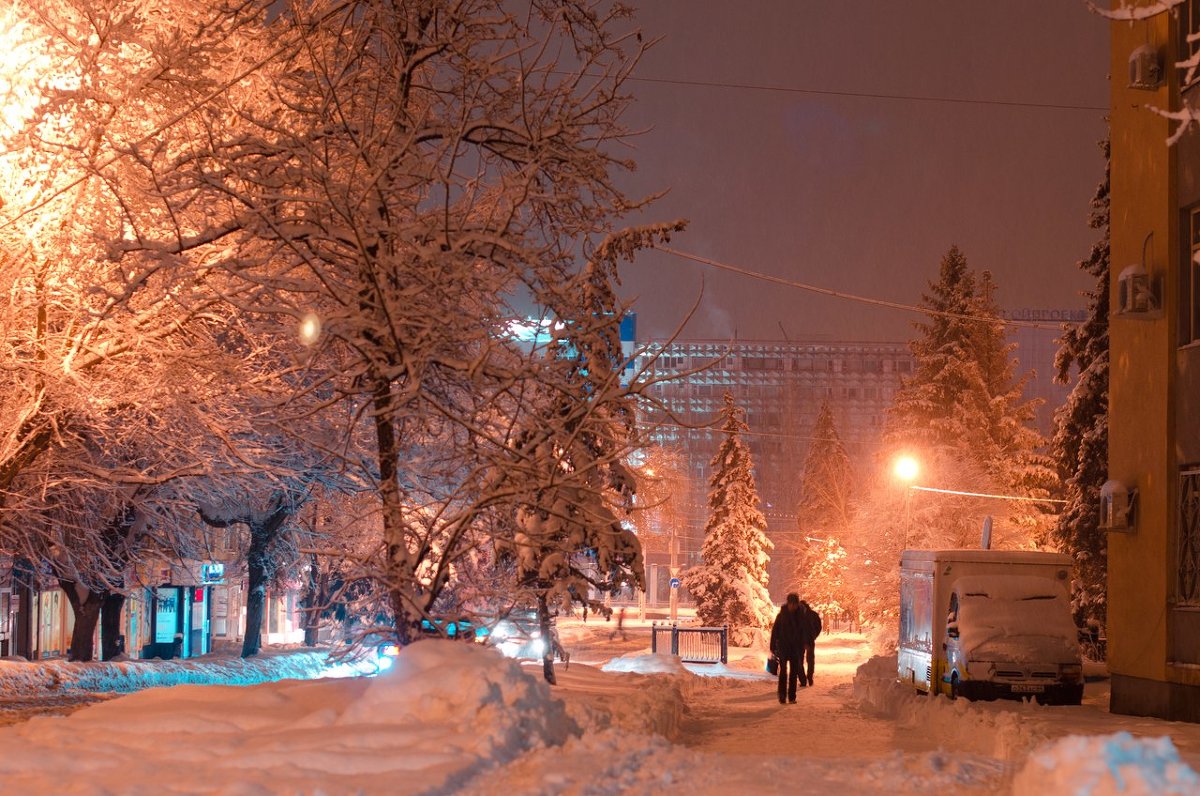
769, 593, 812, 703
799, 600, 822, 687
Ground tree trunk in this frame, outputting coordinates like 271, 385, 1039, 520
372, 378, 414, 647
198, 496, 293, 659
100, 593, 126, 660
60, 580, 103, 662
537, 593, 556, 685
301, 552, 321, 647
242, 530, 269, 658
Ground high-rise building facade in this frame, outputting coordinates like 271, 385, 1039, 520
635, 338, 914, 593
1003, 309, 1088, 436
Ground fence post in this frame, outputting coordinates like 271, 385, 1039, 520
670, 623, 679, 656
651, 622, 658, 654
720, 625, 728, 664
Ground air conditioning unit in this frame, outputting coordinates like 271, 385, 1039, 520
1117, 262, 1157, 314
1129, 44, 1162, 89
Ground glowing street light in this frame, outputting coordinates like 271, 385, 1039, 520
298, 312, 322, 346
891, 454, 921, 550
893, 454, 920, 484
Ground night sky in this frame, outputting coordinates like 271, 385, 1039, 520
616, 1, 1111, 342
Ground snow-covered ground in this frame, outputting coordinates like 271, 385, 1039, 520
0, 619, 1198, 794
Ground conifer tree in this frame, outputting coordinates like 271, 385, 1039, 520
884, 245, 1055, 549
1051, 139, 1110, 628
681, 393, 774, 645
793, 402, 854, 618
804, 537, 854, 622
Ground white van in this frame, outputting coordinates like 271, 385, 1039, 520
898, 549, 1084, 705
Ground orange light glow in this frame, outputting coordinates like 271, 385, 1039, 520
298, 312, 322, 345
893, 454, 919, 484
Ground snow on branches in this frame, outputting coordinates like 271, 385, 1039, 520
682, 393, 774, 646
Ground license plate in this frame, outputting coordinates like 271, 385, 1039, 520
1011, 684, 1045, 694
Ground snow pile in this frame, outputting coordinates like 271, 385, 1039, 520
340, 640, 577, 761
562, 654, 694, 739
601, 651, 691, 675
1013, 732, 1200, 795
851, 653, 909, 716
0, 648, 331, 695
852, 654, 1050, 760
0, 640, 580, 794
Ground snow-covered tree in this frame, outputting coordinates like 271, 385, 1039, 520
499, 247, 659, 683
803, 537, 855, 622
197, 484, 312, 659
1051, 139, 1110, 628
884, 245, 1057, 549
681, 393, 774, 646
791, 402, 856, 619
631, 444, 688, 568
160, 0, 670, 646
0, 0, 309, 661
0, 0, 674, 658
841, 248, 1059, 640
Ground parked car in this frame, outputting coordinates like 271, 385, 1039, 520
418, 616, 480, 642
484, 610, 546, 659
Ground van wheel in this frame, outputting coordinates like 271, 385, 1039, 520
949, 673, 960, 701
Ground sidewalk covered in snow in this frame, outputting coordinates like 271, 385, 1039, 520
0, 626, 1197, 794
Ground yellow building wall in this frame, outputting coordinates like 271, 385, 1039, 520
1107, 10, 1176, 687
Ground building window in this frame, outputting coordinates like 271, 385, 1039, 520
1180, 467, 1200, 607
1184, 207, 1200, 345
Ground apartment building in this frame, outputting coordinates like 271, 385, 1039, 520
1105, 1, 1200, 722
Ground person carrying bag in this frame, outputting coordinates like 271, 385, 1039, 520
768, 593, 812, 703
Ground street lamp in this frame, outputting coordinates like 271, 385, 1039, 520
893, 454, 919, 484
892, 454, 920, 550
888, 453, 1067, 551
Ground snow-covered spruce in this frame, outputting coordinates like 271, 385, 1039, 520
681, 393, 774, 645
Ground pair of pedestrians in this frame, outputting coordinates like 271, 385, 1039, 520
768, 593, 822, 703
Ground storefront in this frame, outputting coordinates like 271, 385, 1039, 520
141, 576, 214, 660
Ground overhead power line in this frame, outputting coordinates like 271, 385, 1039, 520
614, 73, 1108, 113
656, 245, 1078, 331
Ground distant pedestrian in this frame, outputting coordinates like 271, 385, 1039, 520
609, 607, 628, 641
799, 600, 822, 687
769, 593, 813, 703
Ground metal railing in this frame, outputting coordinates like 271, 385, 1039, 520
650, 622, 728, 664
